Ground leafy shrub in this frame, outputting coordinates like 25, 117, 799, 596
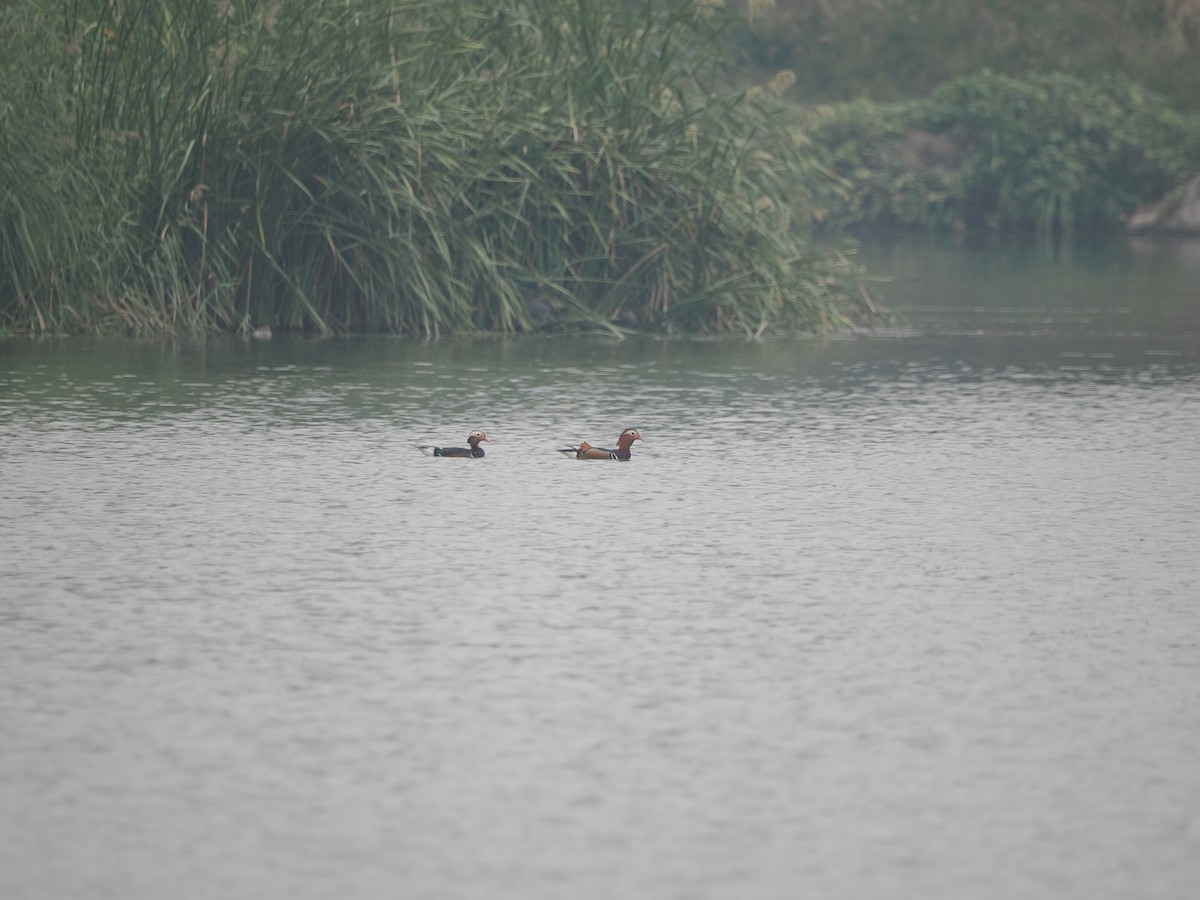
787, 99, 964, 232
927, 71, 1200, 233
800, 70, 1200, 234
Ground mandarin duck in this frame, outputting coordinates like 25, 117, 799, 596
413, 431, 489, 458
557, 428, 644, 460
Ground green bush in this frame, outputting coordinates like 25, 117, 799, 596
799, 71, 1200, 234
929, 71, 1200, 233
787, 99, 964, 232
0, 0, 870, 336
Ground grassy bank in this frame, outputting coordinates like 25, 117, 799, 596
0, 0, 871, 337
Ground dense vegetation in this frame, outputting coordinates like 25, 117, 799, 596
736, 0, 1200, 110
725, 0, 1200, 236
5, 0, 1198, 336
0, 0, 870, 337
793, 70, 1200, 235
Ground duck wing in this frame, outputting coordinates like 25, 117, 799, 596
413, 444, 480, 458
558, 441, 626, 460
578, 445, 620, 459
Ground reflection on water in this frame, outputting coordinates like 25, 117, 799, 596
2, 236, 1199, 900
858, 231, 1200, 339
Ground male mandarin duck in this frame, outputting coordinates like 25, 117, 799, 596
413, 431, 489, 458
557, 428, 644, 460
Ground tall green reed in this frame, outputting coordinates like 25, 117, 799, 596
1, 0, 870, 335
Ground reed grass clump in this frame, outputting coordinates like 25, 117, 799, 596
0, 0, 871, 336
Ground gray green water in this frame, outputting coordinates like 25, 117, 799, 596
2, 235, 1199, 900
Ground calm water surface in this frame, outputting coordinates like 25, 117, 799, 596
2, 236, 1199, 900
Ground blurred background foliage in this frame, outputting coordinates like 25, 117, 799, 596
724, 1, 1200, 234
731, 0, 1200, 109
788, 70, 1200, 234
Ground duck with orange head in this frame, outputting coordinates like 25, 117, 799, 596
557, 428, 644, 460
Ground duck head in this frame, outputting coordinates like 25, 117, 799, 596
616, 428, 644, 451
468, 431, 490, 448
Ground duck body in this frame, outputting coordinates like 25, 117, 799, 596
414, 431, 489, 458
558, 428, 643, 460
